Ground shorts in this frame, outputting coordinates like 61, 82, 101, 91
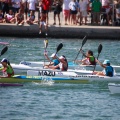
42, 10, 49, 14
93, 12, 100, 21
81, 10, 87, 17
70, 10, 77, 14
40, 21, 46, 26
54, 10, 60, 15
63, 10, 70, 17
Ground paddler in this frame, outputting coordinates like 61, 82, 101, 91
93, 59, 114, 77
44, 52, 60, 69
0, 58, 14, 77
45, 55, 68, 71
76, 50, 96, 65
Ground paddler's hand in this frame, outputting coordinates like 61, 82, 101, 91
44, 50, 48, 56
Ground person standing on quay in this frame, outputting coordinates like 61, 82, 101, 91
63, 0, 70, 25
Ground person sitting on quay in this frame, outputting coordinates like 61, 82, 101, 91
15, 9, 24, 26
0, 10, 4, 23
0, 58, 14, 77
93, 59, 114, 77
4, 9, 15, 23
26, 10, 37, 25
76, 50, 96, 65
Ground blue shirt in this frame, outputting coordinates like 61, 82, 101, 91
53, 59, 60, 66
105, 66, 114, 77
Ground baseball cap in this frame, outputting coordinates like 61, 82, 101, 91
59, 56, 65, 60
1, 58, 8, 63
50, 53, 58, 58
103, 60, 110, 64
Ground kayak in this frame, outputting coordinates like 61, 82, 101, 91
19, 61, 120, 72
0, 75, 120, 84
0, 63, 93, 75
0, 42, 9, 45
0, 83, 23, 87
108, 83, 120, 94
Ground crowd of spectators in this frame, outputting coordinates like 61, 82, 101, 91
0, 0, 120, 32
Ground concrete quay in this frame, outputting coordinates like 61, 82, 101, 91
0, 23, 120, 39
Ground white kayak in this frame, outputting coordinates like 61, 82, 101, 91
19, 61, 120, 72
108, 83, 120, 94
0, 63, 94, 75
26, 70, 120, 82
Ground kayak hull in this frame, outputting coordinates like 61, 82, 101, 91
0, 75, 120, 84
108, 83, 120, 94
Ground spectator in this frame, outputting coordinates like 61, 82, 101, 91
15, 9, 24, 25
42, 0, 50, 24
53, 0, 62, 25
92, 0, 102, 24
0, 9, 4, 22
39, 13, 48, 36
26, 10, 37, 24
79, 0, 89, 25
69, 0, 79, 25
12, 0, 21, 14
101, 0, 110, 25
28, 0, 37, 13
1, 0, 9, 17
63, 0, 70, 25
22, 0, 28, 20
115, 0, 120, 24
4, 9, 15, 23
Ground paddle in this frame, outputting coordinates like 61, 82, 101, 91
50, 43, 63, 64
43, 39, 48, 67
92, 44, 103, 73
74, 36, 87, 62
55, 43, 63, 55
0, 46, 8, 56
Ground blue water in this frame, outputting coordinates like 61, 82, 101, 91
0, 37, 120, 120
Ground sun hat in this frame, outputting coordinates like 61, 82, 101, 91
103, 60, 110, 64
50, 53, 58, 58
1, 58, 8, 63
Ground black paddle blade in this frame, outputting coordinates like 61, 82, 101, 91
44, 39, 48, 49
1, 46, 8, 56
56, 43, 63, 53
81, 36, 87, 48
98, 44, 102, 54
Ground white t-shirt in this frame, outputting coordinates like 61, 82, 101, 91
79, 0, 88, 11
12, 0, 21, 8
101, 0, 110, 6
28, 0, 37, 10
63, 0, 70, 10
69, 1, 77, 11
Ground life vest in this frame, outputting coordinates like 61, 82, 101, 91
105, 66, 113, 77
3, 65, 14, 77
88, 56, 96, 65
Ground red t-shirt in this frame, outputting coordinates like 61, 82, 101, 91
43, 0, 50, 10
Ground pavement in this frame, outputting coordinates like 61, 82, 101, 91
0, 11, 120, 39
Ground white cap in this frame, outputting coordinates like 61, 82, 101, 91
59, 56, 65, 60
50, 53, 58, 58
103, 59, 110, 64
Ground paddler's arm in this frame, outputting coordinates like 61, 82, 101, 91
44, 52, 52, 63
0, 67, 4, 71
96, 59, 106, 68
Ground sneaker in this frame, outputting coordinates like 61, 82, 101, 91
45, 33, 48, 36
18, 23, 23, 26
16, 22, 18, 25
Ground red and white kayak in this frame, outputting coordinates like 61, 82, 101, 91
108, 83, 120, 94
